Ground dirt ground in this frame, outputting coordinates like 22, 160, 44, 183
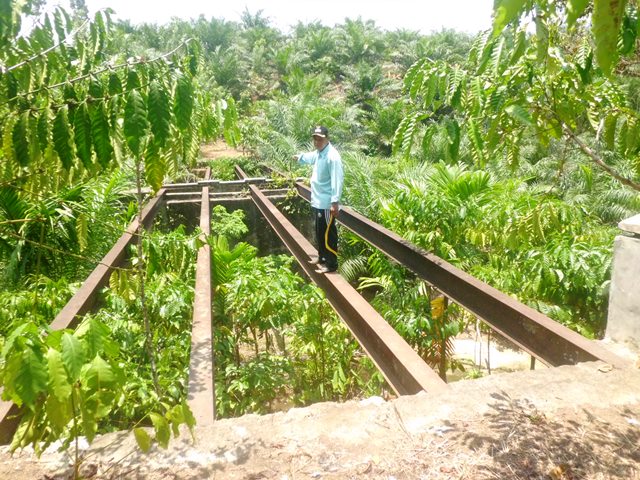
199, 141, 245, 161
2, 361, 639, 480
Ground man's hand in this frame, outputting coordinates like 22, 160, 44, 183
330, 202, 340, 217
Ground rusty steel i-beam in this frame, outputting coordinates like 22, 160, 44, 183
241, 178, 447, 396
294, 183, 629, 369
187, 169, 216, 425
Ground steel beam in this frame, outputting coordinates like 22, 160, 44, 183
49, 189, 166, 331
187, 178, 215, 424
247, 183, 447, 396
295, 183, 629, 369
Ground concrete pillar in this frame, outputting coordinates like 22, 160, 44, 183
606, 214, 640, 347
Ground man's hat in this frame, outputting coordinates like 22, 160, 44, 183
311, 125, 329, 138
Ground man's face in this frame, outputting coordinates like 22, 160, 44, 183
313, 135, 328, 150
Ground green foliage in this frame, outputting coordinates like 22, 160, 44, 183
376, 163, 616, 336
209, 226, 385, 417
592, 0, 626, 74
399, 3, 640, 194
492, 0, 528, 36
148, 80, 171, 147
123, 89, 149, 157
0, 4, 240, 290
0, 276, 76, 337
173, 73, 194, 132
222, 97, 242, 147
53, 106, 75, 170
1, 318, 122, 453
210, 205, 249, 240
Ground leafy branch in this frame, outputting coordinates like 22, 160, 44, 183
2, 38, 195, 106
563, 125, 640, 192
2, 230, 135, 272
4, 17, 91, 73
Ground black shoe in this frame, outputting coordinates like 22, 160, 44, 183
315, 265, 337, 274
308, 257, 325, 265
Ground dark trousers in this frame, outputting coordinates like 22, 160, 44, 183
313, 207, 338, 269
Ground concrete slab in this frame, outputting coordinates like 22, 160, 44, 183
607, 235, 640, 347
619, 213, 640, 235
2, 361, 639, 479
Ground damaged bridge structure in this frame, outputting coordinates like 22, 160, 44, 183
0, 166, 631, 442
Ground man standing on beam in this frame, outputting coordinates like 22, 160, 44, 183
294, 125, 344, 273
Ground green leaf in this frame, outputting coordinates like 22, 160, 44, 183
504, 104, 533, 126
492, 0, 528, 36
592, 0, 626, 75
37, 111, 50, 154
186, 40, 201, 76
108, 72, 123, 95
79, 393, 98, 443
174, 73, 194, 131
620, 14, 636, 54
468, 117, 486, 165
445, 119, 460, 161
63, 83, 78, 124
74, 103, 93, 169
392, 111, 419, 159
166, 404, 184, 436
510, 30, 527, 64
568, 0, 590, 27
182, 401, 196, 431
446, 67, 464, 108
148, 80, 171, 148
90, 101, 113, 169
603, 114, 617, 150
1, 323, 28, 359
76, 212, 88, 251
222, 97, 241, 147
491, 37, 505, 75
88, 77, 103, 100
10, 416, 34, 453
61, 332, 85, 381
46, 391, 72, 432
82, 356, 118, 426
12, 112, 30, 167
149, 412, 170, 449
126, 70, 141, 90
535, 8, 549, 63
76, 317, 116, 359
46, 348, 71, 401
5, 70, 17, 107
2, 114, 16, 165
15, 347, 48, 406
83, 354, 115, 391
124, 89, 149, 156
134, 427, 152, 453
145, 138, 165, 193
53, 106, 74, 170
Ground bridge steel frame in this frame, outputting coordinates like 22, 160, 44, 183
245, 180, 448, 396
293, 182, 629, 369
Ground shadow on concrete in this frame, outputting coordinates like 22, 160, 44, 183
74, 429, 267, 479
453, 390, 640, 479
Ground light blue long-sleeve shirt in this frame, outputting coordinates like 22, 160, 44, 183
298, 142, 344, 209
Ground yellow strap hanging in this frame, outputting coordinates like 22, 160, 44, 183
324, 213, 338, 255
